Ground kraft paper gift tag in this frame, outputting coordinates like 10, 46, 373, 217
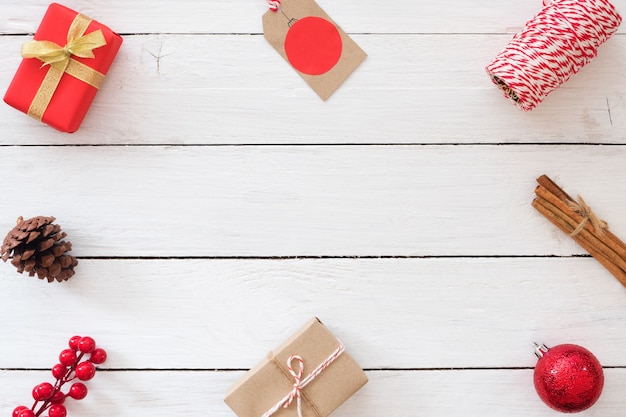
263, 0, 367, 100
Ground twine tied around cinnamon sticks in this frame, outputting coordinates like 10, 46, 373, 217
261, 344, 345, 417
567, 196, 608, 237
532, 175, 626, 287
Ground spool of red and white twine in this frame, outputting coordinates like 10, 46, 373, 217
486, 0, 621, 111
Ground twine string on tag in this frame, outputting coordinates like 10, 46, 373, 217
267, 0, 281, 12
568, 195, 608, 237
261, 343, 345, 417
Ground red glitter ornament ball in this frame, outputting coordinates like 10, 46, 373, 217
533, 343, 604, 413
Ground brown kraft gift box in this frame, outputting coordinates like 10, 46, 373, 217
225, 317, 368, 417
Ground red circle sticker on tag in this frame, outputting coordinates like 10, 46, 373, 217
284, 16, 343, 75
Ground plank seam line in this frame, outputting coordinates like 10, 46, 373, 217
8, 32, 617, 36
3, 366, 626, 372
0, 143, 624, 147
74, 255, 591, 260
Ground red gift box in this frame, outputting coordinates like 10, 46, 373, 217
3, 3, 123, 133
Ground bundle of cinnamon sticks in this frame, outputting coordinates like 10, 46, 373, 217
533, 175, 626, 288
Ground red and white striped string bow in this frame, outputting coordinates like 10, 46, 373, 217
261, 344, 345, 417
486, 0, 621, 110
284, 355, 305, 417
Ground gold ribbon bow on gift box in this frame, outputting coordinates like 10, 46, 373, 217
21, 13, 107, 120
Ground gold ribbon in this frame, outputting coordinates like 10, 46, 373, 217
21, 13, 107, 121
568, 195, 608, 237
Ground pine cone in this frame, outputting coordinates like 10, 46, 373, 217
1, 216, 78, 282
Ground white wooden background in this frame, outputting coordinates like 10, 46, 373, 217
1, 0, 626, 416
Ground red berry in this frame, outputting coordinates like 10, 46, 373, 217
75, 361, 96, 380
68, 335, 81, 350
12, 406, 28, 417
68, 382, 88, 400
48, 404, 67, 417
16, 410, 35, 417
51, 363, 66, 379
32, 382, 55, 400
50, 390, 66, 404
78, 336, 96, 353
59, 349, 77, 366
89, 348, 107, 364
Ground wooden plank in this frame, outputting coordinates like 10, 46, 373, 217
0, 0, 568, 35
0, 258, 625, 369
1, 369, 625, 417
1, 2, 625, 416
0, 145, 625, 256
0, 34, 623, 145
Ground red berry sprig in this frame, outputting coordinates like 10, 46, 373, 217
13, 336, 107, 417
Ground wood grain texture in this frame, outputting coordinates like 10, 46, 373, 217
0, 146, 625, 256
0, 34, 624, 144
0, 0, 571, 34
2, 369, 626, 417
1, 0, 626, 416
1, 258, 625, 369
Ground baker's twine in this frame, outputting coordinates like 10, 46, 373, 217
268, 0, 281, 12
568, 195, 608, 237
486, 0, 621, 110
261, 344, 345, 417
